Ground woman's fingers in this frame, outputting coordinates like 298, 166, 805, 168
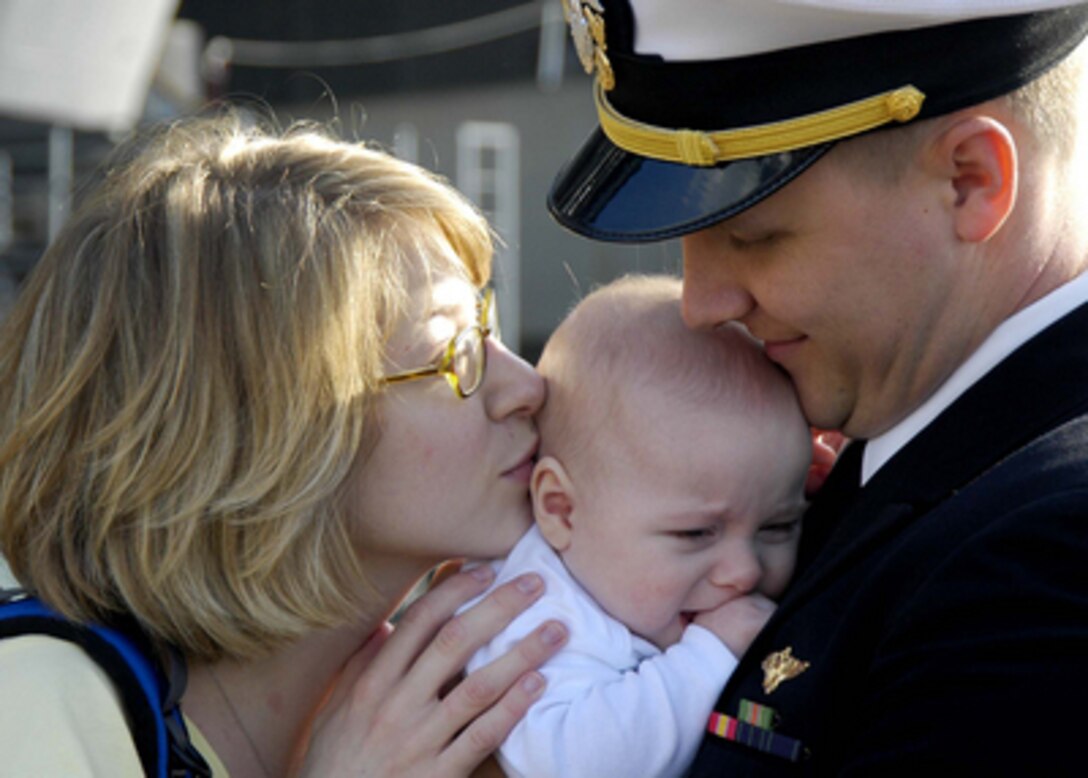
301, 569, 565, 778
408, 573, 547, 690
442, 672, 546, 773
367, 571, 564, 755
361, 566, 500, 691
300, 568, 560, 777
437, 618, 567, 727
438, 622, 569, 774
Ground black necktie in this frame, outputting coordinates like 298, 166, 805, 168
797, 440, 866, 571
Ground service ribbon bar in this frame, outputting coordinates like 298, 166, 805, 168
737, 699, 777, 729
707, 712, 805, 763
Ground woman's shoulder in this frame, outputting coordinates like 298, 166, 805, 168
0, 634, 145, 775
0, 632, 126, 696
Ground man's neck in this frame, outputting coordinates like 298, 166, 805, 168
863, 270, 1088, 483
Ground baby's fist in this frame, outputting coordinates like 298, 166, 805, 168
694, 593, 776, 657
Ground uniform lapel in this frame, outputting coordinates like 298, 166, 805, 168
786, 299, 1088, 610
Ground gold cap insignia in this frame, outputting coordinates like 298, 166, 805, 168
761, 646, 810, 694
562, 0, 614, 90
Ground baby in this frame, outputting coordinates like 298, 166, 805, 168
467, 274, 812, 778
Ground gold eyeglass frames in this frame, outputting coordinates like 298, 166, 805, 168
382, 288, 499, 399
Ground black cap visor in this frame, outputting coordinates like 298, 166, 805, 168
548, 129, 831, 243
548, 6, 1088, 243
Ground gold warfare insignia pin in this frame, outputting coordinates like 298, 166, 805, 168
562, 0, 614, 90
761, 647, 810, 694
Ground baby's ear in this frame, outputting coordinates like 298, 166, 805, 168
531, 456, 576, 552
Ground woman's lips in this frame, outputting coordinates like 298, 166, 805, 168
502, 440, 539, 484
504, 459, 534, 484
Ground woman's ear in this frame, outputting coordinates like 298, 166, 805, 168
531, 456, 576, 552
930, 115, 1018, 242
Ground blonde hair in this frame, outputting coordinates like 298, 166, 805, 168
536, 274, 795, 478
0, 110, 493, 662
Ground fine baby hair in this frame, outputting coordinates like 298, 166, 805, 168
536, 273, 797, 469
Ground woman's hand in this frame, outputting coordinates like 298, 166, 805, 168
806, 428, 847, 497
298, 565, 567, 777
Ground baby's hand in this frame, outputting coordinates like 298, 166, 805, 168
693, 593, 776, 657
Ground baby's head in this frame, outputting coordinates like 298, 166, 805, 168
532, 275, 810, 649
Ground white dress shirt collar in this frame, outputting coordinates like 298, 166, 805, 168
862, 272, 1088, 484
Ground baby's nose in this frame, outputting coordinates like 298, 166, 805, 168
708, 542, 761, 594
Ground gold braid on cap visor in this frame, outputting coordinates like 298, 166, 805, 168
595, 80, 926, 166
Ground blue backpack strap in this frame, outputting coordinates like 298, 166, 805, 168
0, 591, 211, 777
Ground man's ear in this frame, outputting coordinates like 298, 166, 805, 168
531, 455, 576, 552
930, 115, 1018, 243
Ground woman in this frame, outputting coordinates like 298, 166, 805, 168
0, 111, 566, 776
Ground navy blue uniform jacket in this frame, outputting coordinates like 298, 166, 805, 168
687, 302, 1088, 776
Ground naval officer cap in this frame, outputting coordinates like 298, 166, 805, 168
547, 0, 1088, 243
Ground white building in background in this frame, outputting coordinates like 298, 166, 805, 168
0, 1, 677, 360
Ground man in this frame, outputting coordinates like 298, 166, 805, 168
548, 1, 1088, 774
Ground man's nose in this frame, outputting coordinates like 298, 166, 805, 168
681, 231, 756, 330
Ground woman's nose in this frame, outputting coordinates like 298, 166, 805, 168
483, 339, 546, 419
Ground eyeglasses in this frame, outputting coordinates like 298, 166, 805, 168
382, 288, 499, 399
